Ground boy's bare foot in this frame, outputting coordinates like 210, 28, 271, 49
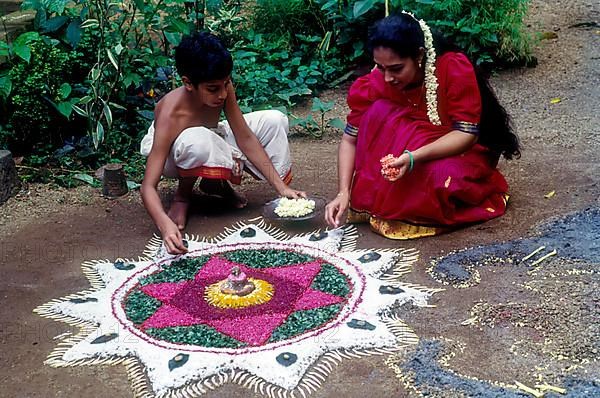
168, 176, 196, 230
199, 178, 248, 209
168, 198, 190, 230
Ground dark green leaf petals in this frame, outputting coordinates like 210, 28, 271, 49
114, 261, 135, 270
168, 353, 189, 371
240, 227, 256, 238
309, 231, 328, 241
276, 352, 297, 366
69, 297, 98, 303
358, 252, 381, 263
91, 333, 118, 344
379, 285, 404, 295
347, 319, 376, 330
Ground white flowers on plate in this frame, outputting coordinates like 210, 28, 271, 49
274, 197, 316, 218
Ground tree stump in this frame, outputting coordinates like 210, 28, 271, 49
102, 163, 128, 198
0, 150, 20, 205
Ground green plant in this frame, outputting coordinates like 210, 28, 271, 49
0, 0, 534, 191
3, 37, 80, 153
21, 0, 85, 45
231, 31, 346, 113
71, 0, 191, 149
0, 124, 10, 150
252, 0, 326, 45
205, 3, 246, 47
290, 97, 345, 139
310, 0, 532, 66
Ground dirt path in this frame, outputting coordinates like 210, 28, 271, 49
1, 1, 598, 397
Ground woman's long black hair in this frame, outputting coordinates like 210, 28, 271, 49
368, 14, 521, 160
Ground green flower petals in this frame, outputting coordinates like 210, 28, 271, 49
269, 304, 341, 342
311, 263, 350, 297
140, 256, 210, 285
124, 290, 162, 324
224, 249, 314, 269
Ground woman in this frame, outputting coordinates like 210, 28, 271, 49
325, 12, 520, 239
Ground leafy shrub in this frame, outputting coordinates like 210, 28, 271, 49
0, 0, 533, 187
231, 32, 345, 112
395, 0, 532, 65
252, 0, 325, 43
205, 5, 247, 47
4, 38, 80, 154
315, 0, 533, 66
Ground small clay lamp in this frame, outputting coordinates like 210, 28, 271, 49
220, 266, 255, 296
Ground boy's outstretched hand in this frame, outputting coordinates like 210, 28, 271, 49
161, 220, 189, 255
278, 186, 307, 199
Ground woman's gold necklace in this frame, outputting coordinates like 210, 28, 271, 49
403, 80, 425, 108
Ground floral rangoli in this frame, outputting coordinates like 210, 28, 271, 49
35, 220, 440, 397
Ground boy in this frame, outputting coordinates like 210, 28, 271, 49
140, 32, 304, 254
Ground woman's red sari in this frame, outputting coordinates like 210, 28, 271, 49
348, 52, 508, 231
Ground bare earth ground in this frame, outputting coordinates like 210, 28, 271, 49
1, 1, 599, 397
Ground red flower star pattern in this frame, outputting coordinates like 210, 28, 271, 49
139, 255, 345, 346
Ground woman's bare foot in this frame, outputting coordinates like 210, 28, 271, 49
168, 177, 196, 230
199, 178, 248, 209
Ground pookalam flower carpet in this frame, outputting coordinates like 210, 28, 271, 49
35, 219, 439, 397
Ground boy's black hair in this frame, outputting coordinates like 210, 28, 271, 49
368, 14, 521, 160
175, 31, 233, 86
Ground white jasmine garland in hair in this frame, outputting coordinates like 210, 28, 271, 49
401, 11, 441, 125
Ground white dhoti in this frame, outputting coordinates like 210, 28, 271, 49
140, 110, 292, 185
